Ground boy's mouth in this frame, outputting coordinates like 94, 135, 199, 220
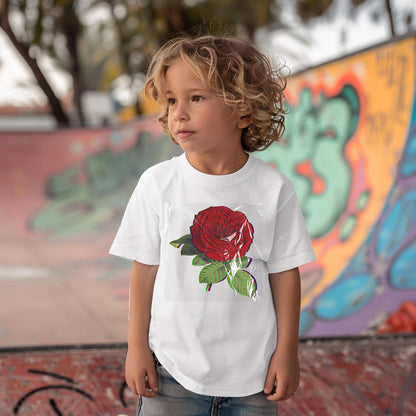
175, 129, 195, 139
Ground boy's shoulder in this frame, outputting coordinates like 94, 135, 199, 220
141, 154, 181, 179
251, 155, 292, 186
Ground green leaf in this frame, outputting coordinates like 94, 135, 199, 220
199, 262, 228, 284
241, 256, 251, 268
227, 256, 251, 269
170, 234, 192, 248
181, 243, 200, 256
227, 270, 257, 298
192, 254, 211, 266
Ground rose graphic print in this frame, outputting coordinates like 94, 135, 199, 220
170, 206, 257, 298
190, 206, 254, 262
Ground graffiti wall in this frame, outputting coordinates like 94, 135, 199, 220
257, 36, 416, 336
0, 119, 182, 346
1, 119, 180, 274
1, 36, 415, 340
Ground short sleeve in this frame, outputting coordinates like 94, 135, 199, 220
266, 183, 316, 273
109, 171, 161, 265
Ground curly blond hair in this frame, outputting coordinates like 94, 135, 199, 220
143, 35, 287, 152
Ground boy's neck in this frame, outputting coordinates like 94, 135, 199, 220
186, 151, 249, 175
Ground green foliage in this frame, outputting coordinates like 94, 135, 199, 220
181, 243, 201, 256
7, 0, 399, 124
97, 0, 277, 87
170, 233, 256, 298
192, 254, 211, 266
295, 0, 335, 22
351, 0, 368, 6
199, 262, 228, 284
170, 234, 193, 248
227, 269, 256, 298
7, 0, 79, 64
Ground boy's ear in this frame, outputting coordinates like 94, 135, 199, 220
238, 115, 252, 129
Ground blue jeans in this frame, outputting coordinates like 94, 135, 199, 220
136, 364, 278, 416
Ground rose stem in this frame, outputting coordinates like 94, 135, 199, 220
206, 284, 212, 291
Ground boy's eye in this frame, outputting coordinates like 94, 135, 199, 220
167, 98, 176, 105
192, 95, 203, 103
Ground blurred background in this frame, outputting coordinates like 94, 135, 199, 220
1, 1, 416, 415
1, 0, 416, 348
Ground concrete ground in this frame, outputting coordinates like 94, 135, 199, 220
0, 336, 415, 416
0, 266, 130, 347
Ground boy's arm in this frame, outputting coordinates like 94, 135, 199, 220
264, 267, 301, 401
125, 260, 159, 397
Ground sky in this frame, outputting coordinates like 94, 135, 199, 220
258, 0, 416, 72
0, 32, 71, 107
1, 0, 416, 107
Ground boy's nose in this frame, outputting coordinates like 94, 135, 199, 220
174, 103, 189, 121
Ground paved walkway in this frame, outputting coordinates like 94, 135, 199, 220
1, 336, 415, 416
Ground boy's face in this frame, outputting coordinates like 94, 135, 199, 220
164, 59, 247, 159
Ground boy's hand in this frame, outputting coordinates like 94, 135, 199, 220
125, 346, 159, 397
263, 348, 299, 401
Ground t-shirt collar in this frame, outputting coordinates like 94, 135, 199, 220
176, 152, 256, 186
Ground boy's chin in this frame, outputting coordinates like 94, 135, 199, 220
177, 142, 197, 153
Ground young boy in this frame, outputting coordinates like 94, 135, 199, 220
110, 35, 315, 415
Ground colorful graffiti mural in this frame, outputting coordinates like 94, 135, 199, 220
1, 119, 180, 263
257, 36, 416, 336
0, 119, 181, 346
1, 36, 416, 341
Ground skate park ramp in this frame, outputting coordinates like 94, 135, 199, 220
0, 119, 182, 346
1, 36, 416, 346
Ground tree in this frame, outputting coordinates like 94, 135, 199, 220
0, 0, 88, 126
294, 0, 415, 38
2, 0, 415, 127
1, 0, 280, 125
89, 0, 278, 112
0, 0, 70, 126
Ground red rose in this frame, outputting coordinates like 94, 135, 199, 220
190, 206, 254, 262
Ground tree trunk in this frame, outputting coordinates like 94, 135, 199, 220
0, 1, 70, 127
63, 17, 86, 126
385, 0, 396, 38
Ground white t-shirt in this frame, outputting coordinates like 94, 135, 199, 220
110, 153, 315, 397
